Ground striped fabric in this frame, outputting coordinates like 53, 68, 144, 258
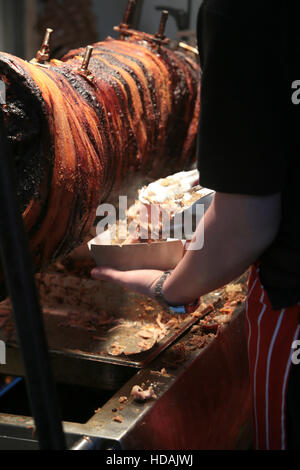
246, 265, 300, 450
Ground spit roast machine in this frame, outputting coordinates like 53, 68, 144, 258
0, 1, 251, 450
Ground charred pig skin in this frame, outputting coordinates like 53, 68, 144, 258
0, 35, 200, 271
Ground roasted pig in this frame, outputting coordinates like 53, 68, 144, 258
0, 32, 200, 272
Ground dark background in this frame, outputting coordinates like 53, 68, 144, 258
0, 0, 203, 60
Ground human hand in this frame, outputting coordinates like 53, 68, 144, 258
91, 267, 164, 299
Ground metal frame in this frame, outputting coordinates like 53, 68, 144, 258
0, 118, 65, 449
0, 306, 252, 450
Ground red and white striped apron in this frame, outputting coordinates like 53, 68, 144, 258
246, 264, 300, 450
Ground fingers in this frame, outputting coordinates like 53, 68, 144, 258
90, 266, 163, 299
91, 267, 147, 291
91, 267, 124, 283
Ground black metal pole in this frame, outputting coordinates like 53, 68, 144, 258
0, 117, 65, 450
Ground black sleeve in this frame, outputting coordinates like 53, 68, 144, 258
197, 0, 289, 195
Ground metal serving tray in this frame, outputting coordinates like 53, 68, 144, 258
0, 273, 222, 390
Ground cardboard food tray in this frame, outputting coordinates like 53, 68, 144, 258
138, 170, 215, 238
88, 231, 185, 271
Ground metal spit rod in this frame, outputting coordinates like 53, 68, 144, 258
0, 117, 65, 450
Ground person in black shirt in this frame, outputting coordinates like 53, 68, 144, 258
91, 0, 300, 449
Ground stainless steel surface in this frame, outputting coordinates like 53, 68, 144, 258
0, 301, 251, 450
72, 435, 101, 450
0, 272, 222, 389
0, 267, 251, 450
